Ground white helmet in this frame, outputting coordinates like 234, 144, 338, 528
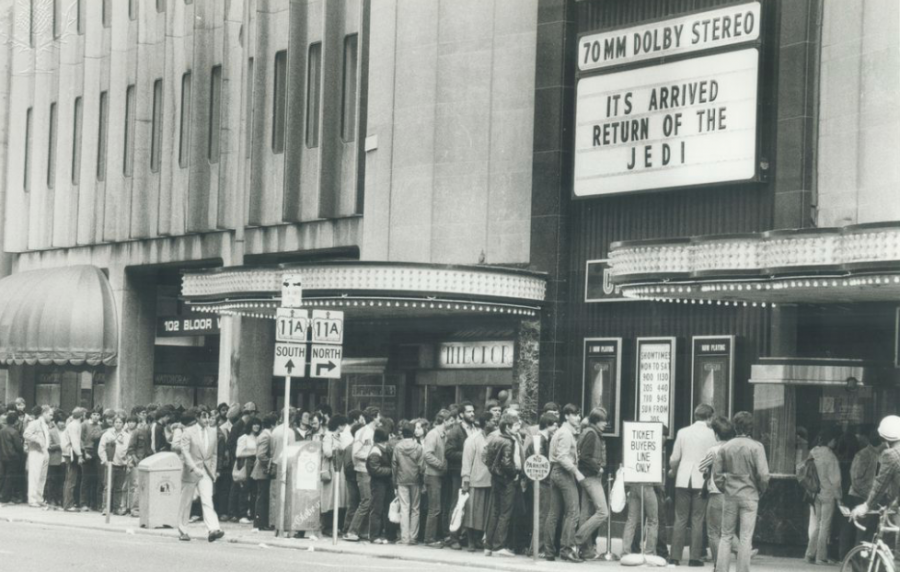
878, 415, 900, 442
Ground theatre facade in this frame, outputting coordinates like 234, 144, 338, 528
562, 0, 899, 546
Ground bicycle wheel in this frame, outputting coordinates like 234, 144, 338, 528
841, 545, 894, 572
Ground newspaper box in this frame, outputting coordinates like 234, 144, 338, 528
138, 452, 182, 529
269, 441, 322, 532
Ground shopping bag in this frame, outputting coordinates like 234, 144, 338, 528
232, 459, 248, 483
449, 489, 469, 532
388, 497, 401, 524
610, 466, 626, 513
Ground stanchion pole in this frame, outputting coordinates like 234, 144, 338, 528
333, 459, 340, 545
639, 484, 645, 564
105, 461, 113, 524
532, 434, 540, 563
602, 471, 619, 560
277, 375, 291, 537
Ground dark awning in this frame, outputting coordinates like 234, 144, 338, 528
0, 265, 118, 366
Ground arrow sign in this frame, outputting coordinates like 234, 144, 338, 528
274, 342, 306, 377
310, 344, 342, 379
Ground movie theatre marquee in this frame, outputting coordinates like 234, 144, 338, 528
574, 2, 762, 198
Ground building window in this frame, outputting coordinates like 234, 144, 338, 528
77, 0, 84, 34
341, 35, 358, 143
24, 108, 32, 191
179, 72, 191, 168
151, 79, 163, 172
305, 43, 321, 148
272, 50, 287, 154
156, 0, 165, 13
72, 96, 82, 185
129, 0, 136, 20
245, 57, 253, 159
47, 103, 57, 189
97, 91, 108, 181
208, 65, 222, 163
123, 84, 135, 176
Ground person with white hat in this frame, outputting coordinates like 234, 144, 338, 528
851, 415, 900, 520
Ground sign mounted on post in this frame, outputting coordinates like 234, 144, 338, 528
276, 308, 309, 343
273, 342, 306, 377
311, 310, 344, 345
691, 336, 735, 420
623, 422, 664, 484
524, 455, 551, 481
281, 274, 304, 308
310, 344, 342, 379
636, 337, 676, 434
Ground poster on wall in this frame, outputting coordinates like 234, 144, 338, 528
582, 338, 622, 437
691, 336, 735, 420
635, 337, 676, 435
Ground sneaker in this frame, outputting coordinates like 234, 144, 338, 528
343, 533, 360, 542
307, 534, 320, 541
484, 549, 492, 557
561, 549, 584, 563
80, 506, 90, 512
238, 517, 252, 524
426, 541, 444, 549
450, 541, 462, 550
65, 507, 78, 513
495, 549, 515, 557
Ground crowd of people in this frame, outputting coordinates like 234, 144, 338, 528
0, 395, 898, 570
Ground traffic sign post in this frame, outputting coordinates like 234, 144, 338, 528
525, 435, 551, 563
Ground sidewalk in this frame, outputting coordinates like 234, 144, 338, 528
0, 503, 820, 571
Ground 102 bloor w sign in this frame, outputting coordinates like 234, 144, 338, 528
573, 2, 761, 197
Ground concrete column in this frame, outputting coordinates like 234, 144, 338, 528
5, 364, 34, 405
513, 318, 541, 425
769, 304, 799, 357
105, 267, 155, 410
224, 315, 275, 412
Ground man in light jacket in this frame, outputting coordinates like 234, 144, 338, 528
345, 406, 381, 541
23, 405, 53, 507
804, 427, 842, 565
176, 407, 224, 543
543, 404, 586, 563
669, 403, 718, 566
422, 409, 449, 547
62, 408, 84, 511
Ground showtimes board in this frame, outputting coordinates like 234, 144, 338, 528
635, 337, 676, 434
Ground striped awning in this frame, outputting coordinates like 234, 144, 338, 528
0, 265, 118, 366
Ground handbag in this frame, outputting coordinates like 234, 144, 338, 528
449, 489, 469, 532
388, 497, 401, 524
320, 458, 333, 482
610, 466, 626, 513
232, 458, 248, 483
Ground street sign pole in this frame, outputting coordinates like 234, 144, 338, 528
533, 434, 539, 562
105, 460, 113, 524
332, 466, 340, 545
277, 368, 293, 537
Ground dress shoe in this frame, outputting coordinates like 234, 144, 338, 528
426, 541, 444, 549
208, 529, 225, 543
688, 560, 704, 567
541, 552, 555, 562
449, 541, 462, 550
561, 549, 584, 563
178, 533, 191, 542
669, 558, 681, 566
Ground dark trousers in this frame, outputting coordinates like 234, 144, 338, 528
216, 472, 233, 516
424, 474, 444, 543
63, 457, 81, 509
544, 467, 580, 554
80, 456, 99, 509
229, 480, 249, 519
369, 478, 390, 540
671, 488, 708, 562
444, 472, 462, 541
109, 465, 128, 513
486, 476, 516, 551
349, 472, 372, 538
0, 457, 22, 502
254, 478, 271, 528
44, 464, 65, 506
839, 494, 876, 558
342, 473, 360, 535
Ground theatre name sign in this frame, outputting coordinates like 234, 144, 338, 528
574, 2, 761, 197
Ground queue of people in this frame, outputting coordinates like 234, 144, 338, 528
0, 395, 897, 568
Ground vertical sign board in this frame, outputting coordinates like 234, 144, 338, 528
290, 440, 323, 532
622, 421, 664, 484
636, 337, 676, 436
310, 310, 344, 379
691, 336, 735, 420
582, 338, 623, 437
281, 274, 303, 308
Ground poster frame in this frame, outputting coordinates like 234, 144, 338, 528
582, 337, 623, 437
635, 336, 677, 438
691, 335, 735, 422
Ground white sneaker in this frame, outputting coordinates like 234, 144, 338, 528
238, 517, 252, 524
495, 549, 515, 557
307, 534, 319, 541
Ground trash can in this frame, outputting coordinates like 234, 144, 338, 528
138, 452, 182, 529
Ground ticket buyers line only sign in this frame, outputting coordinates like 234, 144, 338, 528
574, 2, 761, 197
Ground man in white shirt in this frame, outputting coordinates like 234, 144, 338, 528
23, 405, 53, 507
669, 404, 718, 566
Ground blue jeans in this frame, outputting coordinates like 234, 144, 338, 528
543, 467, 580, 553
424, 474, 444, 543
485, 476, 516, 550
349, 471, 372, 537
575, 475, 609, 554
622, 484, 658, 555
716, 496, 757, 572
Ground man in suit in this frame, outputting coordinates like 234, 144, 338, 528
176, 407, 224, 543
24, 405, 54, 507
669, 403, 718, 566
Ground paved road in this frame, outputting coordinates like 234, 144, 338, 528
0, 520, 494, 572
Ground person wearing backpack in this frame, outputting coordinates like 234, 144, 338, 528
483, 411, 522, 557
804, 427, 842, 565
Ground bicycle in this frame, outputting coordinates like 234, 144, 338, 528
840, 505, 898, 572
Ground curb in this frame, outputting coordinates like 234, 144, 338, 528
2, 513, 557, 572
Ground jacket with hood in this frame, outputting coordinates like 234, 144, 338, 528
392, 438, 424, 486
